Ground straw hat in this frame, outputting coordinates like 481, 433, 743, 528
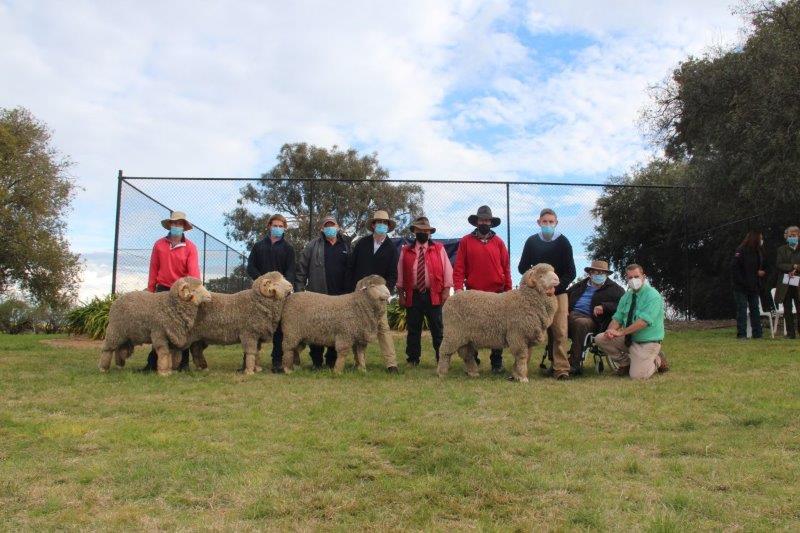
161, 211, 193, 231
367, 210, 397, 231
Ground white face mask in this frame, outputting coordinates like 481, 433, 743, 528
627, 277, 644, 291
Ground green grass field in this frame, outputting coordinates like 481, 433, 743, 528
1, 329, 799, 531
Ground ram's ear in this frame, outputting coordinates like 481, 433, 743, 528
177, 279, 192, 301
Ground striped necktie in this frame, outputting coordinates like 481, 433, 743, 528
415, 246, 426, 292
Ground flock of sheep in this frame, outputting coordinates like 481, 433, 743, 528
99, 263, 560, 381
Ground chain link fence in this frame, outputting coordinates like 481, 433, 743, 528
112, 173, 690, 315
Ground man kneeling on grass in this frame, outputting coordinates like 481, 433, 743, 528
595, 263, 669, 379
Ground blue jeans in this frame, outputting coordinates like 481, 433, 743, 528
734, 290, 762, 338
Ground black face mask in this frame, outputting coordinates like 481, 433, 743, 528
415, 232, 429, 243
477, 224, 491, 235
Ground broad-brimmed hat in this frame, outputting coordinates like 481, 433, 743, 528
161, 211, 193, 231
468, 205, 501, 228
410, 216, 436, 234
584, 260, 613, 274
367, 210, 397, 231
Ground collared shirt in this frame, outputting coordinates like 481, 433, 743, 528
396, 241, 454, 290
373, 235, 386, 253
148, 235, 201, 292
573, 284, 597, 316
612, 283, 665, 343
324, 237, 349, 295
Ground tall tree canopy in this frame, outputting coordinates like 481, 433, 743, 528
589, 0, 800, 318
0, 107, 80, 307
225, 143, 424, 250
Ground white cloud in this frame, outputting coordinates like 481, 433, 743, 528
0, 0, 743, 299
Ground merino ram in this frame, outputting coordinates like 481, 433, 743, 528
280, 275, 391, 374
187, 271, 294, 374
437, 263, 559, 382
98, 277, 211, 375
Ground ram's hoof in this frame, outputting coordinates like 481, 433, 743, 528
254, 366, 263, 373
466, 371, 480, 378
158, 370, 172, 377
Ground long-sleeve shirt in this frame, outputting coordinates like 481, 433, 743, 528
147, 236, 201, 292
246, 237, 296, 283
517, 233, 576, 295
396, 241, 454, 290
452, 232, 512, 292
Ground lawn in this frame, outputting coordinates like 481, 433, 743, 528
1, 329, 799, 531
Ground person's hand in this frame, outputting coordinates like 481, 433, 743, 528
605, 328, 622, 339
593, 305, 604, 316
441, 289, 451, 304
757, 270, 766, 278
397, 289, 406, 307
454, 287, 463, 293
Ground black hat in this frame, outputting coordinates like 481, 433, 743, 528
468, 205, 501, 228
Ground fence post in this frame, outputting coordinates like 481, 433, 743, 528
505, 182, 511, 257
202, 233, 207, 284
224, 247, 229, 293
683, 187, 690, 321
111, 170, 123, 295
308, 179, 315, 240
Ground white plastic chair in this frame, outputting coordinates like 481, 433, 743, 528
748, 289, 785, 338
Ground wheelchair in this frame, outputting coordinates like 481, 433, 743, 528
538, 331, 618, 375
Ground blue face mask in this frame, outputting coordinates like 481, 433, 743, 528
323, 227, 338, 239
270, 227, 285, 239
540, 225, 555, 237
591, 274, 607, 285
788, 236, 799, 246
374, 223, 389, 236
169, 226, 184, 238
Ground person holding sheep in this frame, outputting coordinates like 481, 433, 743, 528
295, 215, 351, 369
518, 208, 576, 380
347, 210, 400, 373
452, 205, 513, 374
139, 211, 201, 373
396, 216, 453, 366
244, 213, 296, 373
595, 264, 669, 380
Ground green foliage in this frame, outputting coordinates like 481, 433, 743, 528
590, 1, 800, 318
0, 107, 81, 307
386, 298, 428, 331
65, 294, 116, 339
224, 143, 424, 251
204, 264, 252, 293
0, 297, 67, 333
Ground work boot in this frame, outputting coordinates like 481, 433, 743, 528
657, 351, 669, 373
386, 366, 399, 374
615, 365, 630, 377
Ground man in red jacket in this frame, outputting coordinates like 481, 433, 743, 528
140, 211, 201, 372
397, 216, 453, 366
453, 205, 512, 374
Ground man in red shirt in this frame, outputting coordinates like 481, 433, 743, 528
396, 216, 453, 366
140, 211, 201, 372
452, 205, 512, 374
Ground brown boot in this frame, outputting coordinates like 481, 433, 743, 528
614, 365, 630, 377
657, 351, 669, 373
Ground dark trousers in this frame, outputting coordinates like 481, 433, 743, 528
309, 345, 337, 368
405, 290, 444, 363
239, 325, 285, 371
145, 284, 190, 370
734, 290, 762, 338
568, 310, 598, 367
783, 286, 800, 338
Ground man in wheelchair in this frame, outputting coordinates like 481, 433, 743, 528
566, 260, 624, 375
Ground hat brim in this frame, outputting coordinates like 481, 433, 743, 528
161, 219, 193, 231
411, 224, 436, 234
369, 218, 397, 231
584, 266, 612, 274
468, 215, 501, 228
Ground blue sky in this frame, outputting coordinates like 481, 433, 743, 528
0, 0, 743, 298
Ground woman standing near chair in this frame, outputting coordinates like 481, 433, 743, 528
732, 230, 766, 339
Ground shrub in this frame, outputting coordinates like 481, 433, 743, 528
66, 294, 116, 339
386, 298, 427, 332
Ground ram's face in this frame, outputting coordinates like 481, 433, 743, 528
174, 277, 212, 305
255, 272, 294, 300
356, 275, 391, 303
523, 264, 560, 296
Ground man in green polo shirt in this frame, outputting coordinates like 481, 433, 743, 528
595, 263, 669, 379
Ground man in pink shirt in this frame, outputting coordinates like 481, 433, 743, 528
396, 216, 453, 366
140, 211, 201, 372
